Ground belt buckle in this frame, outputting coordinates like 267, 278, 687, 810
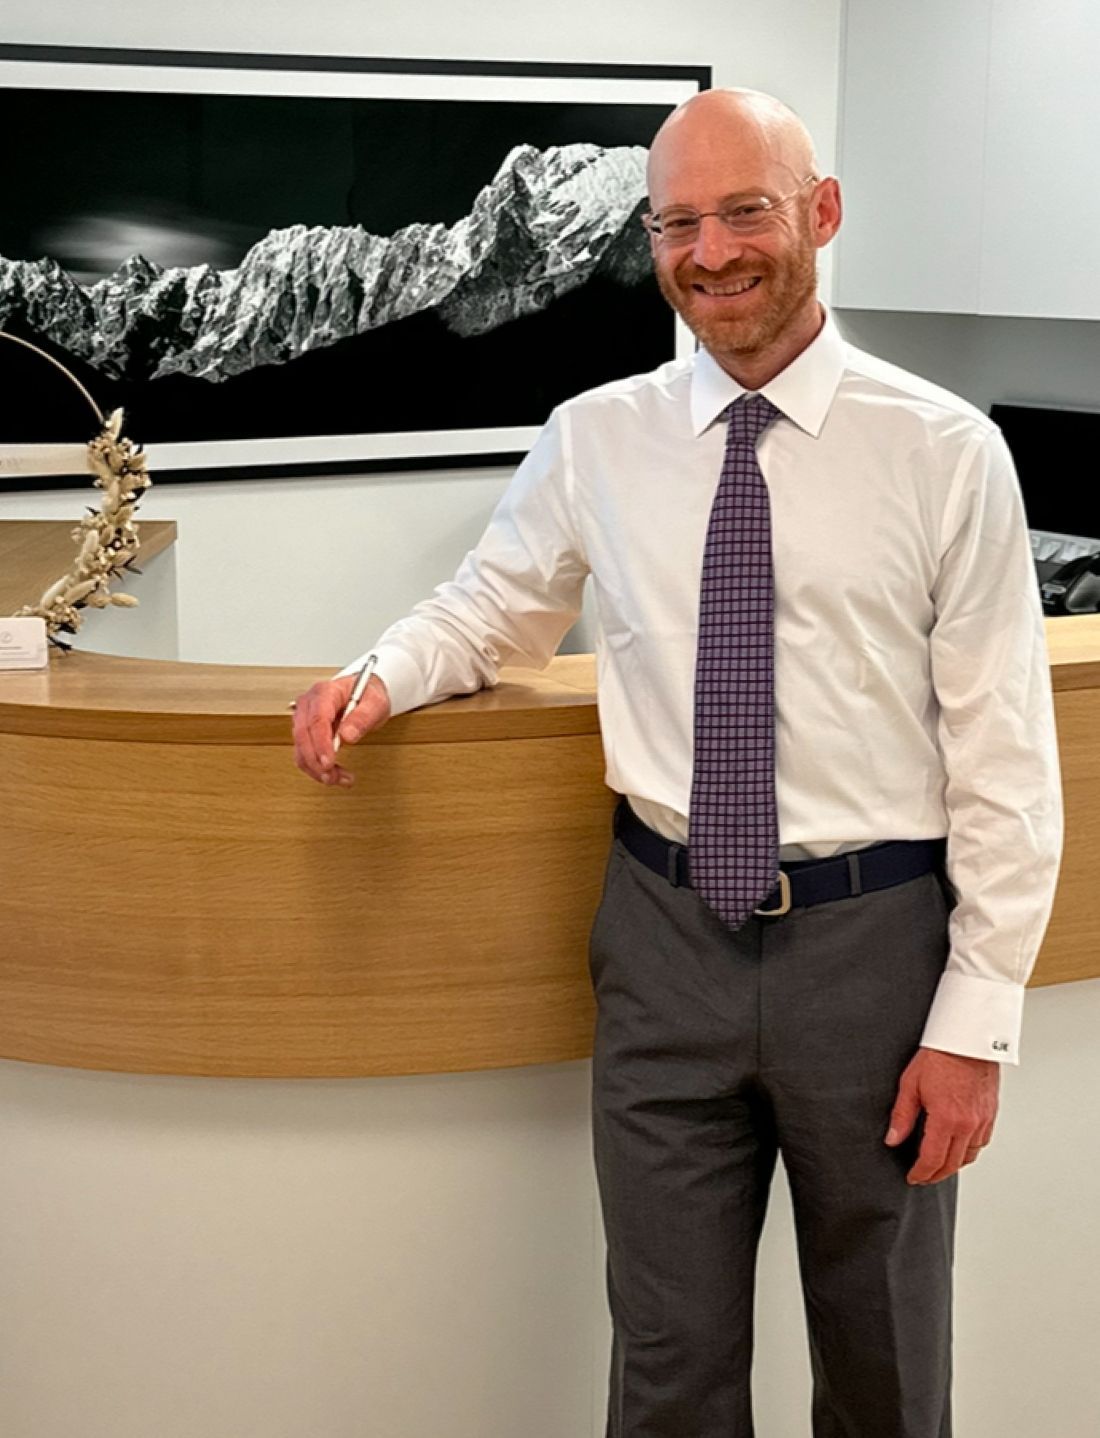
754, 871, 792, 918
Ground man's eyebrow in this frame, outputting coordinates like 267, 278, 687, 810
716, 188, 774, 204
653, 187, 775, 210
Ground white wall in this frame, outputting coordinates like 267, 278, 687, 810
0, 1057, 603, 1438
837, 308, 1100, 416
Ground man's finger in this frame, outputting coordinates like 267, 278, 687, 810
306, 684, 350, 776
294, 700, 330, 782
309, 699, 339, 768
922, 1132, 973, 1185
307, 731, 355, 785
336, 678, 389, 746
298, 722, 354, 786
906, 1121, 952, 1184
885, 1073, 921, 1146
292, 707, 322, 781
294, 685, 350, 784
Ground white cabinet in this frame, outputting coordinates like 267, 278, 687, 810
834, 0, 990, 314
981, 0, 1100, 318
834, 0, 1100, 319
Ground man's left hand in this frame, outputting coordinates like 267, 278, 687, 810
884, 1046, 1000, 1185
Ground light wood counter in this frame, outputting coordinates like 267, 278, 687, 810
0, 662, 610, 1079
1, 524, 1097, 1077
1027, 614, 1100, 989
0, 517, 178, 618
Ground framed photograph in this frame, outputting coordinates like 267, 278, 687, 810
0, 44, 707, 486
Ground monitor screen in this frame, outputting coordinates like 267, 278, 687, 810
990, 403, 1100, 541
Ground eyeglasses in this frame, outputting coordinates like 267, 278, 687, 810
641, 175, 819, 245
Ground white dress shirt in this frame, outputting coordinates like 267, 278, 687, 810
340, 310, 1063, 1065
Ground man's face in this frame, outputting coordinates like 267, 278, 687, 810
647, 137, 820, 363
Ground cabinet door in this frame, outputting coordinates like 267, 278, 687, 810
834, 0, 990, 313
980, 0, 1100, 318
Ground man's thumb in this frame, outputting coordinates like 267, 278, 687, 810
885, 1083, 921, 1146
339, 678, 390, 743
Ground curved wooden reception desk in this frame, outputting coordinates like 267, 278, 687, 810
0, 645, 614, 1077
2, 523, 1099, 1078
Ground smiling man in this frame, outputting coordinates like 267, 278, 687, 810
646, 95, 824, 379
293, 88, 1063, 1438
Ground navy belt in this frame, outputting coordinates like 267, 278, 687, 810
613, 798, 947, 917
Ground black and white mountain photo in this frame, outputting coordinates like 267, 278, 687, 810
0, 52, 705, 478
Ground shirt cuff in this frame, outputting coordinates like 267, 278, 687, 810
918, 969, 1026, 1065
332, 645, 429, 718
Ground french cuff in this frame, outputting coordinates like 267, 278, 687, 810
918, 969, 1026, 1065
332, 645, 428, 718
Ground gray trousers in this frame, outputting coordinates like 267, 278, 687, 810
589, 826, 957, 1438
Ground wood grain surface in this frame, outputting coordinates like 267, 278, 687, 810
0, 518, 177, 619
1035, 687, 1100, 986
0, 522, 1096, 1077
0, 648, 600, 744
0, 722, 614, 1076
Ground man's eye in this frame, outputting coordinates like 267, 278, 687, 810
661, 214, 697, 234
725, 203, 767, 221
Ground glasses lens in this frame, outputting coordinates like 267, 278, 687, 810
654, 209, 700, 243
718, 200, 775, 234
649, 186, 806, 242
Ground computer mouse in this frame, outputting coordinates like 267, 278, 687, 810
1065, 556, 1100, 613
1042, 552, 1100, 614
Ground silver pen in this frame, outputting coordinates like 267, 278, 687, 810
333, 652, 379, 754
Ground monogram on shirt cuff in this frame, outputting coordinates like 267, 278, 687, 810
918, 970, 1025, 1064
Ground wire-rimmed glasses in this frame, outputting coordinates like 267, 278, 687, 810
641, 175, 819, 245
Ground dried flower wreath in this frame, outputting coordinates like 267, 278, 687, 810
1, 330, 152, 651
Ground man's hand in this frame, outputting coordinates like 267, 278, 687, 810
291, 674, 391, 788
884, 1046, 1000, 1185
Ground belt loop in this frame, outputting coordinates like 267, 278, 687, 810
846, 852, 863, 898
667, 842, 683, 888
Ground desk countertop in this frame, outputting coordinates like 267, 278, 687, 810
3, 520, 1098, 743
1, 519, 1097, 1082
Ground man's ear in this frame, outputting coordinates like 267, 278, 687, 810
812, 177, 843, 248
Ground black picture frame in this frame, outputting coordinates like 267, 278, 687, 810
0, 43, 708, 487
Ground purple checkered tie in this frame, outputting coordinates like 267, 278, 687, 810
688, 392, 783, 928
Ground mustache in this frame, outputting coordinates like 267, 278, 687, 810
677, 259, 774, 285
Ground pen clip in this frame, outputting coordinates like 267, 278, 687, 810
348, 652, 378, 698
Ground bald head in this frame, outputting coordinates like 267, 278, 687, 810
642, 87, 840, 387
647, 89, 819, 209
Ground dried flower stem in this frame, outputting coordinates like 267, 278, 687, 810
14, 408, 153, 650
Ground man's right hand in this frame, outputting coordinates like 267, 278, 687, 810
291, 674, 392, 788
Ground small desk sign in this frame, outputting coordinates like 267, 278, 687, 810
0, 617, 48, 670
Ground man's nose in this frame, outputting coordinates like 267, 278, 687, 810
691, 213, 747, 271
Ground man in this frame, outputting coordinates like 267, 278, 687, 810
292, 89, 1063, 1437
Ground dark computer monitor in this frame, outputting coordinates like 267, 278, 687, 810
990, 403, 1100, 540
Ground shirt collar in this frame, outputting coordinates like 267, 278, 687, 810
688, 305, 847, 439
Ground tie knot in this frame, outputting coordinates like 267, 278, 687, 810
724, 392, 781, 448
